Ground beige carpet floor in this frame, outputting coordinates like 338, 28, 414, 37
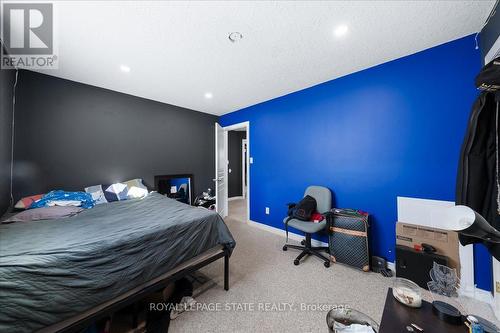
170, 199, 499, 332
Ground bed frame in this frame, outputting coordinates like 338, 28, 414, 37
40, 245, 231, 333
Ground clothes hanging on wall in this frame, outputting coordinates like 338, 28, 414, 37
456, 57, 500, 258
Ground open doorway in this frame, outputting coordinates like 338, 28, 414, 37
227, 129, 247, 221
214, 121, 250, 222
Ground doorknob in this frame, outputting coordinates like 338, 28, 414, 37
212, 177, 223, 182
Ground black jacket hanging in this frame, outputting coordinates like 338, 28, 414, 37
456, 91, 500, 259
456, 56, 500, 260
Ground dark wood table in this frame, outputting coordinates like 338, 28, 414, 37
379, 289, 466, 333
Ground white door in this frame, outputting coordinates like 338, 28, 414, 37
214, 123, 227, 217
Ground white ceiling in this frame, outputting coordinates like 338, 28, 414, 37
31, 1, 494, 115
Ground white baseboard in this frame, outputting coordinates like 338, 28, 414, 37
462, 287, 496, 318
248, 220, 328, 247
473, 288, 495, 305
387, 261, 395, 272
228, 196, 244, 202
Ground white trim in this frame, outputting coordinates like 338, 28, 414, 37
246, 124, 250, 222
214, 122, 228, 217
222, 121, 250, 223
387, 261, 395, 272
473, 288, 495, 305
459, 286, 495, 313
228, 196, 244, 202
223, 121, 250, 131
247, 220, 328, 247
223, 130, 228, 218
459, 243, 475, 297
241, 139, 247, 198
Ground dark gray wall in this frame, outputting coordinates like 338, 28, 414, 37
228, 131, 246, 198
0, 60, 16, 215
480, 1, 499, 61
13, 70, 217, 200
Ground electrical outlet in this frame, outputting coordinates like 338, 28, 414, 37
496, 281, 500, 293
249, 157, 254, 164
265, 207, 270, 215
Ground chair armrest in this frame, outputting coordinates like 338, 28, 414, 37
286, 202, 296, 209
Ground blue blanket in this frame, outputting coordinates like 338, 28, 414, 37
30, 190, 95, 209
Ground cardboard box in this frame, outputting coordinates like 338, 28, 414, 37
396, 221, 460, 275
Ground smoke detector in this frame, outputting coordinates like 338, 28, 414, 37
228, 32, 243, 43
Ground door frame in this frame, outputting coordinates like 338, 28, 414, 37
214, 123, 227, 217
241, 139, 247, 198
221, 121, 250, 222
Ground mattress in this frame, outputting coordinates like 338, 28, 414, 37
0, 193, 235, 332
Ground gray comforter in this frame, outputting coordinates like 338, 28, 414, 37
0, 193, 235, 332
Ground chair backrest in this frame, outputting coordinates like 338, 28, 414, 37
304, 186, 332, 214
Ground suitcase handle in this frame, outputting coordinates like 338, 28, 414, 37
331, 208, 368, 217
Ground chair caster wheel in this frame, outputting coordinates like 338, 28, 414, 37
294, 259, 300, 266
324, 261, 330, 268
301, 240, 305, 245
282, 245, 288, 251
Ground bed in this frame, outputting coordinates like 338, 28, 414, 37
0, 192, 235, 332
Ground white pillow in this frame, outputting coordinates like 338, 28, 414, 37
127, 186, 148, 198
84, 185, 108, 205
124, 179, 148, 199
105, 183, 129, 201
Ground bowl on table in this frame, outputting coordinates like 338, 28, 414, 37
392, 278, 422, 308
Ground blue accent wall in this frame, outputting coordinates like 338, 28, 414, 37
220, 35, 493, 291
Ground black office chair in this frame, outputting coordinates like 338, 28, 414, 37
282, 186, 332, 267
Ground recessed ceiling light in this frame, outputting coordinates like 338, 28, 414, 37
334, 25, 348, 37
120, 65, 131, 73
204, 92, 213, 99
228, 32, 243, 43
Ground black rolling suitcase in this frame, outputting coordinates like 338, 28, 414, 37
326, 208, 370, 271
